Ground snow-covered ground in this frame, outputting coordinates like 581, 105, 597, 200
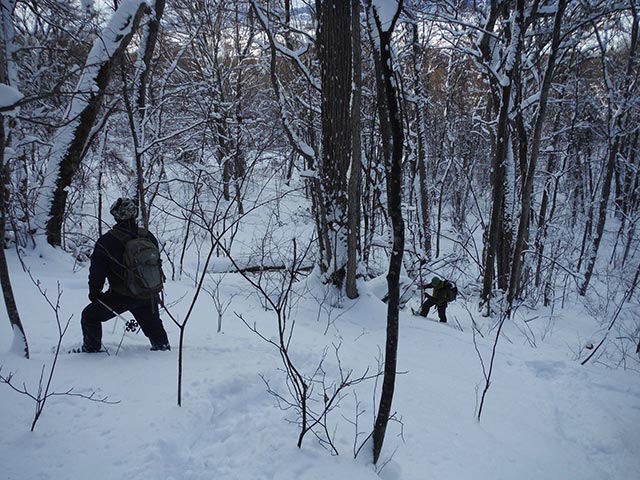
1, 242, 639, 480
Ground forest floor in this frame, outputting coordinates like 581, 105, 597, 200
1, 244, 639, 480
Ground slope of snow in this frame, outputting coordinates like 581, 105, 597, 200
1, 245, 638, 480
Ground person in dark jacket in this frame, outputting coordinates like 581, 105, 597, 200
78, 198, 170, 352
417, 276, 448, 323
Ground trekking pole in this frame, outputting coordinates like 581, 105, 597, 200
97, 299, 139, 355
97, 298, 131, 324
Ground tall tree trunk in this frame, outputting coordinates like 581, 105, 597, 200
231, 1, 254, 216
0, 122, 28, 358
479, 0, 524, 310
367, 0, 404, 466
346, 0, 362, 299
580, 141, 620, 296
0, 0, 28, 357
411, 21, 432, 262
508, 0, 566, 306
534, 114, 564, 289
481, 85, 513, 305
580, 3, 638, 295
132, 0, 165, 229
39, 0, 150, 246
318, 0, 352, 289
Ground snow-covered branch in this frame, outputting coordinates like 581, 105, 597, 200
36, 0, 152, 245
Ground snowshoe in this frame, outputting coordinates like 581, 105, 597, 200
68, 345, 107, 354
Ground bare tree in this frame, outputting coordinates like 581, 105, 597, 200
249, 0, 329, 276
580, 1, 639, 295
366, 0, 404, 466
0, 278, 117, 431
121, 0, 166, 229
0, 0, 28, 358
232, 234, 375, 452
409, 19, 432, 263
0, 120, 27, 358
37, 0, 151, 246
346, 0, 363, 299
508, 0, 567, 307
317, 0, 352, 289
476, 0, 524, 311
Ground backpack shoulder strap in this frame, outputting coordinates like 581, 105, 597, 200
109, 227, 128, 244
110, 227, 141, 244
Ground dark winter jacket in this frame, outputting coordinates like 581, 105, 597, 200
425, 281, 448, 307
88, 219, 159, 299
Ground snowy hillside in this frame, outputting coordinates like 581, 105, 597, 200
1, 244, 639, 480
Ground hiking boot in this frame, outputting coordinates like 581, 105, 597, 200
150, 344, 171, 351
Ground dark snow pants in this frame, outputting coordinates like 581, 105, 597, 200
419, 297, 448, 323
81, 291, 169, 351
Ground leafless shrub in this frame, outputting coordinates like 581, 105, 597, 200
231, 236, 378, 451
0, 277, 117, 431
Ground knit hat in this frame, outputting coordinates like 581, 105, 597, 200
110, 197, 138, 221
431, 276, 442, 286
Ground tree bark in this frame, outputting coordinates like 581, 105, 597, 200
133, 0, 165, 229
580, 3, 638, 295
346, 0, 362, 299
318, 0, 352, 289
0, 123, 28, 358
411, 21, 432, 262
508, 0, 566, 306
0, 0, 28, 357
479, 0, 524, 309
42, 0, 150, 246
367, 0, 404, 466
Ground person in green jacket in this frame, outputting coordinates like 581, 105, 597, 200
417, 276, 448, 323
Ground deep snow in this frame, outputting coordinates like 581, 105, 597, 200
1, 242, 639, 480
